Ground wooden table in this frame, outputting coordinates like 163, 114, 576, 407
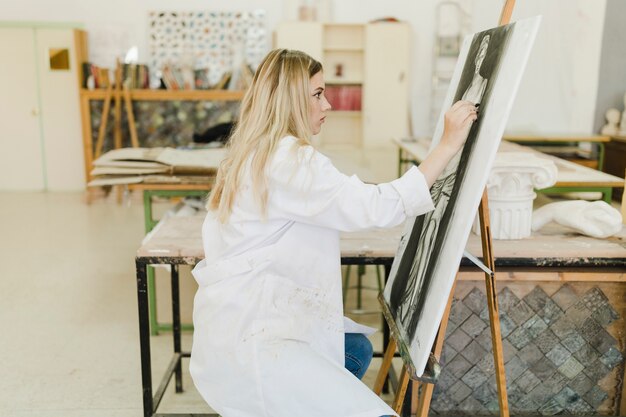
393, 137, 625, 203
134, 215, 626, 417
502, 134, 610, 170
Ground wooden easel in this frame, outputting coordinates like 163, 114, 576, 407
374, 1, 516, 415
91, 59, 140, 202
94, 59, 140, 159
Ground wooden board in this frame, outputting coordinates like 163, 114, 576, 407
503, 134, 610, 143
138, 215, 626, 271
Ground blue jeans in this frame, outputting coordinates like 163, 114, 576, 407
345, 334, 391, 417
344, 333, 373, 380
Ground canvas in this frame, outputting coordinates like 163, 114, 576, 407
382, 17, 541, 377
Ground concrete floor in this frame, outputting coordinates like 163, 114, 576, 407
0, 145, 400, 416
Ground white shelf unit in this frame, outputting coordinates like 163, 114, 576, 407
276, 22, 409, 148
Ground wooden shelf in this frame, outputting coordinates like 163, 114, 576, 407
80, 88, 245, 101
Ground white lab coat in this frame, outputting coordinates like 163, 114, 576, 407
190, 136, 434, 417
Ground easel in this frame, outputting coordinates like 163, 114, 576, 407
374, 1, 516, 415
94, 59, 140, 159
92, 59, 140, 202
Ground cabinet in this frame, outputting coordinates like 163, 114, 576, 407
604, 136, 626, 201
0, 26, 85, 191
276, 22, 410, 148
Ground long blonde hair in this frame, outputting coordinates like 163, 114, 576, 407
208, 49, 322, 223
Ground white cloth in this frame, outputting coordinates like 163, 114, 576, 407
190, 136, 434, 417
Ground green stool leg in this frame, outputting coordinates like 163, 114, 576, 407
148, 266, 159, 335
343, 265, 351, 304
357, 268, 362, 309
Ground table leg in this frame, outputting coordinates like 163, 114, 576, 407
383, 264, 391, 394
148, 267, 159, 336
597, 142, 606, 172
143, 191, 160, 336
136, 260, 154, 417
171, 264, 183, 392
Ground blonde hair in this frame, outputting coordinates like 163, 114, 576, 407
207, 49, 323, 223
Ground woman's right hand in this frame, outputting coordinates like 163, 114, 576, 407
440, 100, 478, 153
415, 100, 478, 188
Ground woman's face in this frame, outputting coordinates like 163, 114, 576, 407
309, 71, 332, 135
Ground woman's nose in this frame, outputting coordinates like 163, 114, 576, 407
323, 97, 332, 111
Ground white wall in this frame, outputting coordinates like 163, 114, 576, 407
0, 0, 607, 138
0, 0, 283, 69
593, 0, 626, 133
330, 0, 607, 136
492, 1, 606, 134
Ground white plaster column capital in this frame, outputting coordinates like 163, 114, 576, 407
474, 152, 558, 240
486, 152, 558, 197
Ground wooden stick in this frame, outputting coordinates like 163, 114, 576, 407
113, 59, 123, 149
392, 364, 411, 414
123, 83, 140, 148
373, 337, 397, 395
478, 191, 509, 417
94, 83, 113, 159
498, 0, 516, 25
415, 280, 457, 417
80, 92, 94, 184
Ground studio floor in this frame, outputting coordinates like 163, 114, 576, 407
0, 146, 400, 416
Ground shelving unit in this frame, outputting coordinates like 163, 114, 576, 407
276, 21, 409, 148
79, 88, 244, 101
78, 88, 244, 184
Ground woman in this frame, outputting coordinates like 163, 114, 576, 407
190, 49, 477, 417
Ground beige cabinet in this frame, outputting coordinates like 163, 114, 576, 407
0, 26, 85, 191
276, 22, 410, 148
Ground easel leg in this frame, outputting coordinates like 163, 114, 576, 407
413, 281, 456, 416
479, 192, 509, 417
392, 365, 411, 414
374, 337, 396, 395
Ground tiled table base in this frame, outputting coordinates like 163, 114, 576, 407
431, 282, 624, 415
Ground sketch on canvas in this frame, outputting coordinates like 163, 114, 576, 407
382, 17, 541, 377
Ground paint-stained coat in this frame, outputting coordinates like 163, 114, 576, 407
190, 136, 434, 417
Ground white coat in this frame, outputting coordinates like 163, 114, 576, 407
190, 136, 434, 417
